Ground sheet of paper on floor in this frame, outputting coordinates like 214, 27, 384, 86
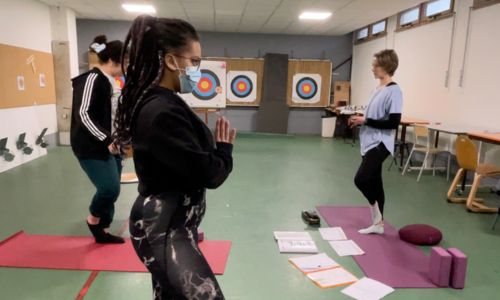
289, 253, 339, 273
329, 240, 364, 256
341, 277, 395, 300
306, 267, 358, 288
319, 227, 347, 241
274, 231, 313, 241
277, 240, 318, 253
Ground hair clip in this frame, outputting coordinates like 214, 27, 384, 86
90, 42, 106, 53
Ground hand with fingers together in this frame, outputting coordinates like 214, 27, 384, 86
215, 116, 237, 144
348, 115, 366, 128
108, 141, 121, 155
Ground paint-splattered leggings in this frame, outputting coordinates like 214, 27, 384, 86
129, 190, 224, 300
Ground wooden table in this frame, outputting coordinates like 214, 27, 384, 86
468, 131, 500, 163
468, 132, 500, 145
397, 117, 430, 168
427, 123, 483, 148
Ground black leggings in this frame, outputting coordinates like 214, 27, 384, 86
129, 190, 224, 300
354, 143, 390, 215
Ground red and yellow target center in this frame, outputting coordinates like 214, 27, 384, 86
199, 80, 210, 90
237, 82, 246, 91
302, 84, 311, 93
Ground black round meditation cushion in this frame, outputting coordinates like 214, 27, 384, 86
399, 224, 443, 246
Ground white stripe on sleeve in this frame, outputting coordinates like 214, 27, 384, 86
79, 73, 107, 141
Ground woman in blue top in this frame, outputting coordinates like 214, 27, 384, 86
349, 49, 403, 235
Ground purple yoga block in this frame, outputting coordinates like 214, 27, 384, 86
429, 247, 452, 287
448, 248, 467, 289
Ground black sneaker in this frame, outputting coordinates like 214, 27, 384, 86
98, 233, 125, 244
301, 210, 321, 226
87, 222, 125, 244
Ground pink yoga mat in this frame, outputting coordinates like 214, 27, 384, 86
316, 206, 439, 288
0, 231, 231, 275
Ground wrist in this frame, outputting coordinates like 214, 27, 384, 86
216, 142, 233, 155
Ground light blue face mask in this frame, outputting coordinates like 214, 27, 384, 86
173, 58, 201, 94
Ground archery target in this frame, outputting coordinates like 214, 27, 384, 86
292, 73, 322, 104
114, 76, 125, 89
193, 70, 220, 100
181, 61, 226, 108
227, 71, 257, 102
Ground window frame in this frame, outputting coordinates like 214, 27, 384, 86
355, 27, 369, 41
371, 19, 388, 36
396, 0, 455, 32
354, 18, 388, 45
473, 0, 500, 9
422, 0, 455, 21
397, 5, 422, 29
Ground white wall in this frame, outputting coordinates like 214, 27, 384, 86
351, 1, 500, 163
0, 0, 57, 172
0, 0, 52, 52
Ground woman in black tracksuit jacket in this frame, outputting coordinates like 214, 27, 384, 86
71, 35, 125, 243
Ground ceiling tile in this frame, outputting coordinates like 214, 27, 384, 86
40, 0, 423, 35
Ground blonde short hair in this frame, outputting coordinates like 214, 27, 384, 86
374, 49, 399, 76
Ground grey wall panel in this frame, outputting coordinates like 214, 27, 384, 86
256, 53, 289, 134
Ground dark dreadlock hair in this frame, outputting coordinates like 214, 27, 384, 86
114, 15, 200, 145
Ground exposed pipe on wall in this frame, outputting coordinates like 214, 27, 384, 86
459, 6, 473, 87
444, 13, 457, 88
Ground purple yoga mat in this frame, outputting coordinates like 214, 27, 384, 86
316, 206, 439, 288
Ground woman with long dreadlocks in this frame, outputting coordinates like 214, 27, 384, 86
114, 15, 235, 299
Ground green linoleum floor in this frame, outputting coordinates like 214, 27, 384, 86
0, 133, 499, 299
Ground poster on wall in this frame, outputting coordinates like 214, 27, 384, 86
291, 73, 322, 104
17, 75, 25, 91
181, 60, 226, 108
39, 74, 46, 88
226, 71, 257, 103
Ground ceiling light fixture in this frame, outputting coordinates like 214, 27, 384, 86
122, 4, 156, 14
299, 11, 332, 20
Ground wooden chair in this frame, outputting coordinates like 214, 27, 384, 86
446, 135, 500, 213
402, 125, 451, 182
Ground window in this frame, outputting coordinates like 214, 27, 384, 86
356, 27, 369, 40
354, 19, 387, 44
399, 7, 420, 26
372, 20, 386, 35
424, 0, 453, 18
397, 1, 455, 31
473, 0, 500, 9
